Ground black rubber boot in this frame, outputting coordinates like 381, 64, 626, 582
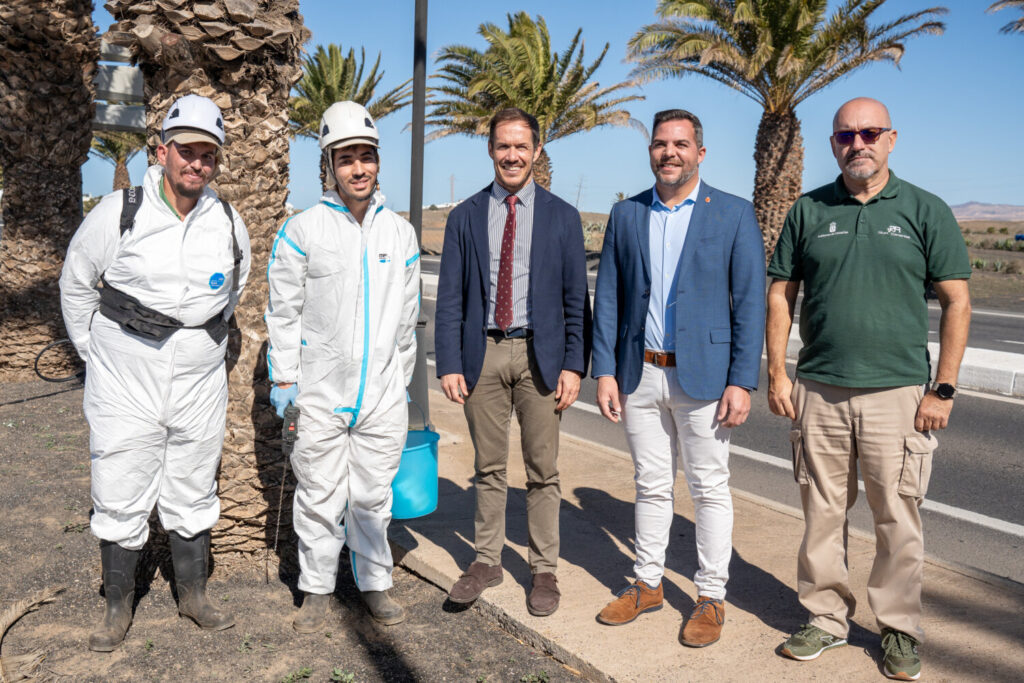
361, 590, 406, 625
292, 592, 331, 633
89, 541, 139, 652
169, 530, 235, 630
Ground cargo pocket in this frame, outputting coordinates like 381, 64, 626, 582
789, 428, 810, 485
898, 432, 938, 498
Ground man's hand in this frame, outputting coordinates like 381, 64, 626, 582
554, 370, 582, 411
716, 385, 751, 428
440, 373, 469, 404
596, 376, 622, 423
767, 372, 797, 420
915, 391, 954, 431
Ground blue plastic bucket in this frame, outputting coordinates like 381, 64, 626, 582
391, 427, 439, 520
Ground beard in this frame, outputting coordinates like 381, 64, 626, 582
843, 153, 877, 180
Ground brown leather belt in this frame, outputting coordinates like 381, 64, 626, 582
644, 349, 676, 367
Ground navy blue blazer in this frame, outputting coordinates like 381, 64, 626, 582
434, 183, 589, 393
591, 182, 766, 400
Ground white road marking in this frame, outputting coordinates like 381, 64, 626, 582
997, 339, 1024, 345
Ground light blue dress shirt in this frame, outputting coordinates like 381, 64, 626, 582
645, 183, 699, 352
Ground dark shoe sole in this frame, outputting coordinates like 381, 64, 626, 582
370, 610, 407, 626
680, 634, 720, 648
88, 639, 122, 652
448, 575, 503, 604
527, 601, 559, 617
596, 602, 663, 626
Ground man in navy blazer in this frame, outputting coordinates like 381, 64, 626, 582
434, 108, 589, 617
592, 109, 765, 647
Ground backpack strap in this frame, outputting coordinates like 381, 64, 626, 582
119, 185, 144, 236
220, 199, 242, 293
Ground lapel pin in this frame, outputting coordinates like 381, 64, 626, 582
705, 196, 711, 203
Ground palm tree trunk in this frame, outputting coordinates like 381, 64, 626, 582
0, 0, 97, 379
533, 148, 552, 190
112, 160, 132, 190
106, 1, 309, 572
753, 109, 804, 264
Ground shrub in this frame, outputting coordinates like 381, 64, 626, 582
971, 258, 987, 269
1006, 261, 1023, 275
999, 227, 1009, 234
987, 226, 996, 234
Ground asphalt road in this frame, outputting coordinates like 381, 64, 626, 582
418, 255, 1024, 585
422, 255, 1024, 353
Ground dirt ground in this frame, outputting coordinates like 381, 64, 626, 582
0, 380, 584, 683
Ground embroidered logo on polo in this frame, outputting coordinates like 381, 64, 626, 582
878, 224, 911, 239
817, 221, 849, 238
378, 253, 391, 263
209, 272, 226, 289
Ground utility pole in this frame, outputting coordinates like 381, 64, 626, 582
450, 174, 454, 205
407, 0, 430, 429
575, 175, 584, 209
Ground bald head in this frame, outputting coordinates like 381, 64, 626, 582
833, 97, 892, 131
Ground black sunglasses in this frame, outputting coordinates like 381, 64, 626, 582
832, 128, 891, 145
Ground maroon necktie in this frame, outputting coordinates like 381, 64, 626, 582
494, 194, 517, 331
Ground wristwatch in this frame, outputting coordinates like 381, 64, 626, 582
931, 382, 957, 400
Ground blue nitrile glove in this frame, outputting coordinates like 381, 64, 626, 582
270, 383, 300, 418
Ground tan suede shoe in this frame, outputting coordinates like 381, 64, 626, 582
680, 596, 725, 647
597, 581, 663, 625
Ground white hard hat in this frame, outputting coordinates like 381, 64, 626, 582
162, 94, 225, 148
319, 101, 379, 152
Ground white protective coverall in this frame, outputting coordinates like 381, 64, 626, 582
59, 165, 251, 550
265, 189, 420, 594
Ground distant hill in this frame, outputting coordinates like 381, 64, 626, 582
951, 202, 1024, 221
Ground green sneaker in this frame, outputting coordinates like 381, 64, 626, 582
881, 628, 921, 681
781, 624, 848, 661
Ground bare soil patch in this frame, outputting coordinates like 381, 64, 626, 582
0, 381, 584, 683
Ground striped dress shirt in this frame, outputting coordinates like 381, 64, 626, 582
486, 180, 535, 329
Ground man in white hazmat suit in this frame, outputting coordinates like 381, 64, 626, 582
59, 94, 250, 651
265, 101, 420, 631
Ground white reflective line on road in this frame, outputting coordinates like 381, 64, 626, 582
997, 339, 1024, 345
956, 388, 1024, 406
729, 446, 1024, 539
571, 401, 603, 416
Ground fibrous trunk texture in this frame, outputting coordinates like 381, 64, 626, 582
112, 159, 131, 190
0, 1, 97, 380
753, 109, 804, 264
533, 147, 552, 190
105, 0, 309, 572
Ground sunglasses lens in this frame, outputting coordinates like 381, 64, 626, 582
834, 131, 856, 145
860, 128, 884, 143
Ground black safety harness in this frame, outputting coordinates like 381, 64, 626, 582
98, 185, 242, 344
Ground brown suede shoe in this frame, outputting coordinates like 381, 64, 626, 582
527, 572, 560, 617
680, 596, 725, 647
448, 561, 503, 604
597, 581, 664, 625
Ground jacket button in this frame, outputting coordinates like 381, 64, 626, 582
643, 289, 650, 298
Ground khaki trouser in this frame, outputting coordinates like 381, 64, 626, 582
791, 377, 937, 642
464, 336, 561, 573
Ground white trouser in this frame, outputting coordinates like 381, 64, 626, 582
86, 313, 227, 550
291, 368, 407, 594
621, 363, 733, 599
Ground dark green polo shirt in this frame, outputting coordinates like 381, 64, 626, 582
768, 171, 971, 388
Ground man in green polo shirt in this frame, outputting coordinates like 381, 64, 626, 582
765, 97, 971, 681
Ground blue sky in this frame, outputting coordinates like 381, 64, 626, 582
87, 0, 1024, 214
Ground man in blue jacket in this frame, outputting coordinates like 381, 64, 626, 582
435, 107, 589, 617
591, 109, 765, 647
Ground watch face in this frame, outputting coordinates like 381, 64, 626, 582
936, 383, 956, 399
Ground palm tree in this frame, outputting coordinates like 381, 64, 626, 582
290, 43, 411, 188
428, 12, 646, 189
989, 1, 1024, 33
105, 0, 309, 568
628, 0, 947, 261
0, 0, 97, 379
91, 132, 147, 190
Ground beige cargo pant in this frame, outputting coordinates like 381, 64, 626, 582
790, 377, 937, 642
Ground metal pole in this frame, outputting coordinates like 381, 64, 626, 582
407, 0, 430, 430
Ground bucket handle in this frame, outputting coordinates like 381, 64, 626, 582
407, 396, 434, 433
